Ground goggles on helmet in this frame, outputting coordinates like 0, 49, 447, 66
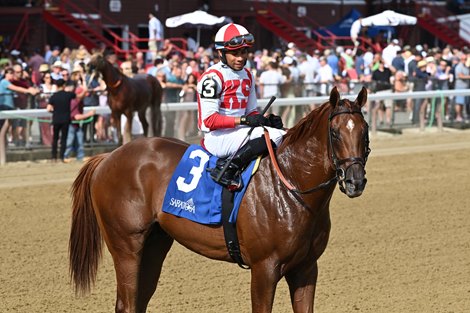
216, 33, 255, 50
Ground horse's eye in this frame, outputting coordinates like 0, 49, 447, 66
331, 129, 340, 140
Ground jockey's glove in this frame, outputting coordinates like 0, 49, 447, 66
268, 114, 284, 129
240, 114, 270, 127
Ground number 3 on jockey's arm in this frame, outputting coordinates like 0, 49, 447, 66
201, 76, 217, 99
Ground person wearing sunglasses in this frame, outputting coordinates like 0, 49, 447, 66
197, 23, 285, 190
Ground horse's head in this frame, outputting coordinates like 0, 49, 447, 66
88, 53, 124, 89
328, 86, 370, 198
88, 53, 106, 72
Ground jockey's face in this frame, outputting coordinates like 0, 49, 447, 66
223, 47, 248, 71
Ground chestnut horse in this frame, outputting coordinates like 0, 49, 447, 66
69, 87, 370, 313
89, 54, 162, 144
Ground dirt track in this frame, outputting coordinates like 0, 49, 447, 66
1, 129, 470, 313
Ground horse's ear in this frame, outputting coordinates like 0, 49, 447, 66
329, 86, 340, 109
355, 86, 368, 108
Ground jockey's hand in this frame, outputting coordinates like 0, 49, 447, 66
240, 114, 270, 127
268, 114, 283, 129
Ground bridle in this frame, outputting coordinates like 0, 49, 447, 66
92, 56, 122, 89
265, 105, 370, 196
328, 107, 370, 194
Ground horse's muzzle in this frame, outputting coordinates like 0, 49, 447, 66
341, 163, 367, 198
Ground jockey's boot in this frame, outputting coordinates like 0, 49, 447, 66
210, 136, 269, 191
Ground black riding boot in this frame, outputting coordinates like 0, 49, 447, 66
210, 136, 269, 190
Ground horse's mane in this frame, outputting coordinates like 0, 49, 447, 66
279, 102, 330, 149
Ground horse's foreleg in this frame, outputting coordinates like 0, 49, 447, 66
250, 262, 281, 313
112, 113, 123, 145
285, 261, 318, 313
123, 114, 132, 144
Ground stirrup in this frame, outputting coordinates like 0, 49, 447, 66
223, 175, 243, 191
208, 165, 244, 191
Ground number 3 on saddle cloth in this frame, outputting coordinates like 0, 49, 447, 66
162, 145, 260, 224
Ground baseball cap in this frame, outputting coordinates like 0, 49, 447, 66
282, 56, 293, 65
53, 60, 63, 68
39, 63, 50, 72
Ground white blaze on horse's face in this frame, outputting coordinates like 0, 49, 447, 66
346, 119, 355, 133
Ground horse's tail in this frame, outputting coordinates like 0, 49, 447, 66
69, 153, 108, 295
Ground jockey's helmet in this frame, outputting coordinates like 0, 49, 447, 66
214, 23, 255, 51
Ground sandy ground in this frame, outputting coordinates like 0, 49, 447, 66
1, 128, 469, 313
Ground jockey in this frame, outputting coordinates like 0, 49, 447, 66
197, 23, 286, 190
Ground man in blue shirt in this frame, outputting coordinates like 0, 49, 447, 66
391, 49, 405, 72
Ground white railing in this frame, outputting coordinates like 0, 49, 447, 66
1, 88, 470, 165
2, 89, 470, 119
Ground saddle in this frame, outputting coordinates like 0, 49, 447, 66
161, 145, 259, 225
161, 145, 261, 268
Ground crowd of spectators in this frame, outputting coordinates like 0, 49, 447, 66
1, 37, 470, 152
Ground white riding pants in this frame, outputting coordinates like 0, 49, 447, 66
203, 126, 286, 158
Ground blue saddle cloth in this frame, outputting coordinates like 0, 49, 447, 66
162, 145, 259, 225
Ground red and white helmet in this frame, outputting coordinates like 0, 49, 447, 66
214, 23, 255, 51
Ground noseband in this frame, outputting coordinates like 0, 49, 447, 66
264, 106, 370, 196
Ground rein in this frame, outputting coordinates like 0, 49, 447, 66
264, 130, 337, 195
95, 57, 122, 89
263, 107, 370, 196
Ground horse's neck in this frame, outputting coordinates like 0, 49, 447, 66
101, 64, 122, 87
280, 135, 330, 173
277, 112, 334, 189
